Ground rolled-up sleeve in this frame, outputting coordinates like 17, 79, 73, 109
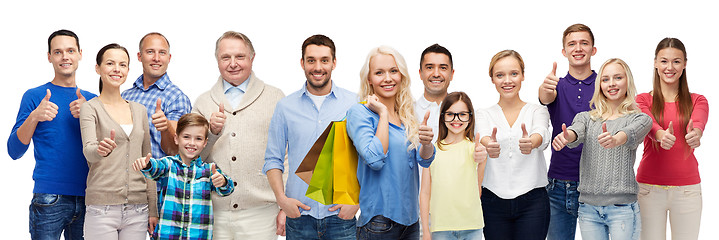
530, 106, 552, 150
346, 105, 387, 170
415, 146, 435, 168
263, 105, 288, 174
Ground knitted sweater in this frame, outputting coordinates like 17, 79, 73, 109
193, 73, 284, 211
567, 111, 651, 206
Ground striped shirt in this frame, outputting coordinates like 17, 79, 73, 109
142, 155, 234, 240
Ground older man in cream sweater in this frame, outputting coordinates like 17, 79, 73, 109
193, 31, 285, 240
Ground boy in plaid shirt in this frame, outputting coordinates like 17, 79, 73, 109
134, 113, 234, 240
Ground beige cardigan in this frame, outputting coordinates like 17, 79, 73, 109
80, 98, 158, 217
193, 73, 284, 211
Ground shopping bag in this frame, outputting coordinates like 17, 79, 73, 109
331, 121, 360, 205
304, 124, 336, 205
296, 123, 333, 184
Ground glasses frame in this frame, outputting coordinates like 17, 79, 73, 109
442, 111, 473, 122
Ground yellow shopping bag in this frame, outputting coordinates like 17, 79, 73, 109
331, 121, 360, 205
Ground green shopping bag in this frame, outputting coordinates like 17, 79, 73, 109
304, 124, 336, 205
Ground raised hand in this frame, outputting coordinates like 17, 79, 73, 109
540, 62, 559, 94
659, 121, 676, 150
132, 153, 152, 171
364, 94, 387, 116
486, 127, 501, 158
685, 119, 702, 149
474, 133, 487, 164
32, 89, 59, 122
418, 110, 434, 146
151, 98, 168, 132
519, 123, 533, 154
97, 129, 117, 157
597, 122, 620, 148
210, 103, 226, 135
210, 163, 227, 187
552, 123, 570, 151
69, 88, 86, 118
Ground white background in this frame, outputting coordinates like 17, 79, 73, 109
1, 0, 716, 239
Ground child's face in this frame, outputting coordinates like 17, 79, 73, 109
599, 63, 628, 105
443, 101, 471, 137
174, 126, 208, 161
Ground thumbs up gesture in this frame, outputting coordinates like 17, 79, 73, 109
69, 88, 86, 118
540, 62, 559, 94
552, 123, 571, 151
97, 129, 117, 157
418, 110, 434, 146
597, 122, 621, 149
474, 134, 487, 164
519, 123, 533, 154
685, 119, 702, 149
659, 121, 676, 150
32, 89, 59, 122
486, 127, 501, 158
132, 153, 152, 171
151, 98, 169, 132
210, 163, 227, 187
210, 103, 226, 135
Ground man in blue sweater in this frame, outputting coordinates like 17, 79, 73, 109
7, 29, 96, 240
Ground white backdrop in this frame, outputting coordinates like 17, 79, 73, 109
1, 0, 716, 239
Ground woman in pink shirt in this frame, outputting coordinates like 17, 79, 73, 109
636, 37, 708, 240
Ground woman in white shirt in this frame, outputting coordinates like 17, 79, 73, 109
477, 50, 551, 240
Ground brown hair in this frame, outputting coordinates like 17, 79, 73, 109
563, 23, 595, 47
302, 34, 336, 60
436, 92, 475, 151
176, 113, 210, 139
651, 37, 692, 136
488, 50, 525, 78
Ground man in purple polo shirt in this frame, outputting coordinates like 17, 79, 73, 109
538, 23, 597, 240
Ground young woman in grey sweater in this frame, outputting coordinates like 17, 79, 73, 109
552, 58, 651, 240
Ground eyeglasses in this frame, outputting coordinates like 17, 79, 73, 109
443, 111, 472, 122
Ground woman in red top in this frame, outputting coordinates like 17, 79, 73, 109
636, 37, 708, 240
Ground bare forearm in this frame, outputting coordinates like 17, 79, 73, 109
266, 169, 287, 200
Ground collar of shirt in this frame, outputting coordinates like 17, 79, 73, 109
300, 81, 337, 100
169, 154, 204, 167
416, 95, 440, 109
222, 76, 250, 94
563, 71, 597, 86
133, 73, 171, 91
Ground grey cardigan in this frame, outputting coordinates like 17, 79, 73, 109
567, 111, 651, 206
80, 98, 158, 217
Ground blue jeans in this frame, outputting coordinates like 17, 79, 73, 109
432, 229, 483, 240
546, 178, 580, 240
357, 215, 419, 240
481, 187, 550, 240
29, 193, 85, 240
578, 201, 640, 240
285, 214, 356, 240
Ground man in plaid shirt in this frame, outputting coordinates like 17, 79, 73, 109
121, 32, 192, 235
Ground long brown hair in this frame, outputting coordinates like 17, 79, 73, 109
436, 92, 475, 151
651, 38, 692, 135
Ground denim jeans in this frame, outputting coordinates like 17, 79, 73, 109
29, 193, 85, 240
481, 187, 550, 240
546, 178, 580, 240
357, 215, 419, 240
578, 201, 641, 240
285, 214, 356, 240
432, 229, 483, 240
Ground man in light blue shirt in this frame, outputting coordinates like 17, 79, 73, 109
263, 34, 358, 239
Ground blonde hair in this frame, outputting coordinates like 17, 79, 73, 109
359, 46, 419, 150
588, 58, 639, 120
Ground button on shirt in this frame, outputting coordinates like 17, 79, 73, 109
223, 78, 249, 109
262, 83, 357, 219
545, 72, 596, 181
476, 103, 551, 199
346, 104, 435, 227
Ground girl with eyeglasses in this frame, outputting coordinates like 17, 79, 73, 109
476, 50, 551, 239
419, 91, 487, 240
